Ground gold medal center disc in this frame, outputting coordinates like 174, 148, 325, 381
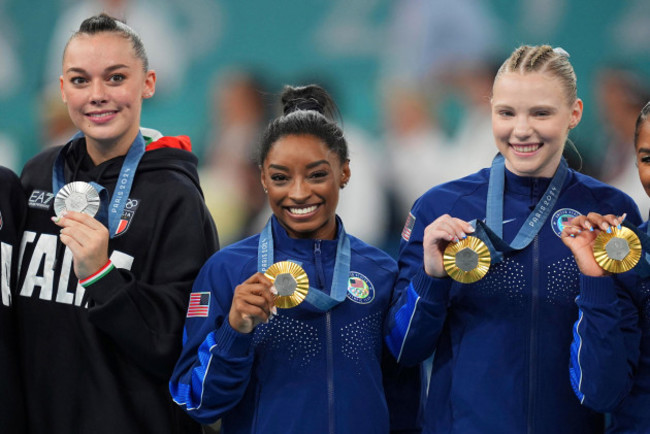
593, 226, 641, 273
443, 236, 491, 283
264, 261, 309, 309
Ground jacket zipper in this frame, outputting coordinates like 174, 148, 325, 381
527, 234, 539, 433
314, 241, 335, 433
527, 179, 541, 433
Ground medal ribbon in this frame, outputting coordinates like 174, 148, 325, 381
52, 131, 146, 239
257, 217, 351, 312
478, 153, 568, 263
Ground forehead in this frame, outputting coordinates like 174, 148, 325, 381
492, 72, 568, 104
63, 32, 139, 67
637, 120, 650, 148
266, 134, 335, 164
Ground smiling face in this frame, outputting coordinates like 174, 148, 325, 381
60, 32, 156, 163
491, 72, 582, 178
261, 134, 351, 240
636, 120, 650, 198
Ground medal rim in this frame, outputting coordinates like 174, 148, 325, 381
264, 261, 309, 309
53, 181, 100, 218
593, 226, 641, 274
443, 236, 491, 283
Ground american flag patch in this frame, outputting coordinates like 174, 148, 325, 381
187, 292, 210, 318
401, 212, 416, 241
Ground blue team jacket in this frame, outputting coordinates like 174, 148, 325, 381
570, 221, 650, 433
170, 216, 422, 433
385, 166, 641, 434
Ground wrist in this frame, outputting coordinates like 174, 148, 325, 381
79, 260, 115, 287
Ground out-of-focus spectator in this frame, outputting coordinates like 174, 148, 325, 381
200, 70, 270, 246
594, 65, 650, 217
380, 0, 502, 238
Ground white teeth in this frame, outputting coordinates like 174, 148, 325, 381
289, 205, 317, 215
88, 112, 114, 118
512, 143, 540, 153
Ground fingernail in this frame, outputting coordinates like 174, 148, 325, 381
51, 216, 60, 223
570, 234, 575, 238
271, 306, 277, 315
466, 226, 475, 233
452, 237, 459, 243
606, 226, 612, 234
617, 223, 622, 230
461, 233, 467, 239
621, 213, 627, 222
588, 226, 594, 232
270, 285, 278, 295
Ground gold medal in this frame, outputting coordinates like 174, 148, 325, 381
443, 236, 491, 283
593, 226, 641, 273
264, 261, 309, 308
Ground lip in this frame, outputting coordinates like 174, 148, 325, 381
285, 204, 321, 219
85, 110, 118, 124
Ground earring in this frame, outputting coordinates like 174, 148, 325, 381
263, 188, 268, 194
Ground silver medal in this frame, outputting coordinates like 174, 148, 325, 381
53, 181, 101, 218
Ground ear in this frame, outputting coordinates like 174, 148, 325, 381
340, 159, 351, 188
142, 70, 157, 99
569, 98, 583, 129
260, 166, 268, 193
60, 76, 67, 103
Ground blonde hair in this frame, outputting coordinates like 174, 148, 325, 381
495, 45, 577, 103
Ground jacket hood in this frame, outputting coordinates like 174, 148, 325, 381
63, 133, 203, 191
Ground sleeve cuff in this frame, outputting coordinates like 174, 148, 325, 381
79, 260, 115, 288
213, 320, 254, 357
411, 267, 452, 302
578, 274, 618, 305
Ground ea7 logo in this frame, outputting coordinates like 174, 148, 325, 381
114, 198, 140, 237
28, 190, 55, 211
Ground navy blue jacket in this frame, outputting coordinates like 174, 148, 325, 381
570, 221, 650, 432
385, 166, 641, 433
170, 216, 422, 433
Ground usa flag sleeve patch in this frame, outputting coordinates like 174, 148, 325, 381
187, 292, 211, 318
401, 212, 416, 241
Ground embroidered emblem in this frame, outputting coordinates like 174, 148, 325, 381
346, 272, 375, 304
114, 198, 139, 237
551, 208, 581, 238
28, 190, 55, 211
401, 212, 416, 241
187, 292, 210, 317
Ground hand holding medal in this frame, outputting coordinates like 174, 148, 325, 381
229, 272, 277, 334
561, 213, 639, 276
423, 215, 484, 281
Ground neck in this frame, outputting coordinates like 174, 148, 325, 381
85, 133, 137, 165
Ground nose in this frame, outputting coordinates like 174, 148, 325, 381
288, 178, 310, 202
513, 115, 532, 139
89, 80, 107, 104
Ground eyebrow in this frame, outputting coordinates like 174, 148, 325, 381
268, 160, 331, 171
638, 147, 650, 154
65, 64, 130, 74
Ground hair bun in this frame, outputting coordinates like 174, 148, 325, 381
280, 84, 338, 121
283, 97, 323, 115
